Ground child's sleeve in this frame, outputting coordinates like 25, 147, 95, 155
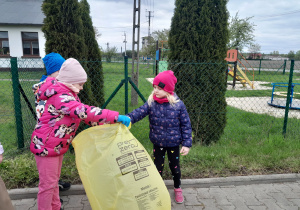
55, 93, 119, 125
126, 102, 150, 124
179, 102, 193, 147
0, 142, 4, 155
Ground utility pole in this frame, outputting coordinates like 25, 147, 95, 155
123, 31, 127, 56
105, 42, 109, 51
131, 0, 141, 105
146, 10, 154, 45
145, 10, 153, 66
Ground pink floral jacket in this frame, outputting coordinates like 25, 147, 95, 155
30, 77, 119, 157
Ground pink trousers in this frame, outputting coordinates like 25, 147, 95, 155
35, 155, 63, 210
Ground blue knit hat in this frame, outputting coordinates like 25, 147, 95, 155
42, 52, 65, 76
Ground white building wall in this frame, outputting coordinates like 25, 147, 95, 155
0, 25, 45, 67
0, 25, 46, 58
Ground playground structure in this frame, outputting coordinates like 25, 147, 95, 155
268, 82, 300, 110
155, 40, 170, 74
225, 49, 255, 89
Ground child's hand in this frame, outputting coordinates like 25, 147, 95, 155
180, 146, 190, 156
0, 154, 3, 164
117, 115, 131, 127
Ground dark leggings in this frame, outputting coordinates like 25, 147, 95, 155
153, 145, 181, 188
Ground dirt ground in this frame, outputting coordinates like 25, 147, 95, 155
226, 81, 272, 90
226, 81, 300, 119
226, 96, 300, 119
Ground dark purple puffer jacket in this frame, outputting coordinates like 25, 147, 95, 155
127, 99, 192, 148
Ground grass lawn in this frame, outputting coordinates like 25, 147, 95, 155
1, 62, 300, 189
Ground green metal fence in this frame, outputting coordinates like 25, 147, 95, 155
224, 59, 300, 141
0, 57, 299, 157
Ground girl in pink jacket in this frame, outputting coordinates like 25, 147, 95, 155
30, 58, 130, 210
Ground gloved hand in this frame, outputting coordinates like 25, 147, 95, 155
117, 115, 131, 127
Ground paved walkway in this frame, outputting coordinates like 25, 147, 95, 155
8, 173, 300, 210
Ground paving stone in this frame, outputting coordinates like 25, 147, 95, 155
201, 207, 221, 210
208, 190, 232, 206
81, 195, 89, 201
280, 207, 299, 210
239, 193, 262, 206
252, 185, 273, 199
216, 205, 236, 210
15, 205, 33, 210
284, 193, 300, 199
81, 198, 91, 207
60, 196, 70, 203
10, 174, 300, 210
227, 197, 251, 209
171, 203, 187, 210
248, 206, 267, 210
236, 185, 255, 194
82, 205, 92, 210
65, 195, 84, 208
260, 198, 285, 210
268, 192, 297, 208
285, 183, 300, 193
196, 188, 214, 199
14, 198, 35, 205
183, 187, 197, 194
28, 205, 38, 210
12, 198, 36, 210
263, 183, 282, 193
11, 200, 21, 206
219, 186, 239, 200
185, 206, 204, 210
274, 183, 294, 194
200, 198, 220, 209
220, 185, 236, 188
184, 193, 202, 206
288, 198, 300, 207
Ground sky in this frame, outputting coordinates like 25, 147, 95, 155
88, 0, 300, 54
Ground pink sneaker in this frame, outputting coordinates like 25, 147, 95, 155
174, 188, 184, 203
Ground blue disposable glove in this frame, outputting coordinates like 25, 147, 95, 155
117, 115, 131, 127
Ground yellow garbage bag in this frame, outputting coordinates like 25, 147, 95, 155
72, 123, 171, 210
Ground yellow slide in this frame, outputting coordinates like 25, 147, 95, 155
228, 64, 255, 89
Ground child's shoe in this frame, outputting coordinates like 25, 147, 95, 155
59, 180, 71, 191
174, 188, 184, 203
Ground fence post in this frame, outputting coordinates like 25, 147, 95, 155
282, 60, 287, 75
233, 60, 237, 88
282, 59, 294, 137
258, 59, 262, 75
124, 56, 129, 114
10, 57, 24, 148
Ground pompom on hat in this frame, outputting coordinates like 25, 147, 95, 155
42, 52, 65, 76
152, 70, 177, 94
56, 58, 87, 84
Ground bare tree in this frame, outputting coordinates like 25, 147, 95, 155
248, 43, 261, 59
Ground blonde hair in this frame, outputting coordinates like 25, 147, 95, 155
147, 90, 180, 107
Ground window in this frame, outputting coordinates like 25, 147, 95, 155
21, 32, 39, 56
0, 31, 10, 56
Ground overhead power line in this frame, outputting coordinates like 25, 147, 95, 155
95, 21, 148, 29
254, 9, 300, 20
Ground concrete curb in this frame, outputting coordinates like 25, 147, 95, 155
8, 173, 300, 200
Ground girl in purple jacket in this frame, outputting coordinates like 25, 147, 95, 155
127, 70, 192, 204
30, 58, 130, 210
